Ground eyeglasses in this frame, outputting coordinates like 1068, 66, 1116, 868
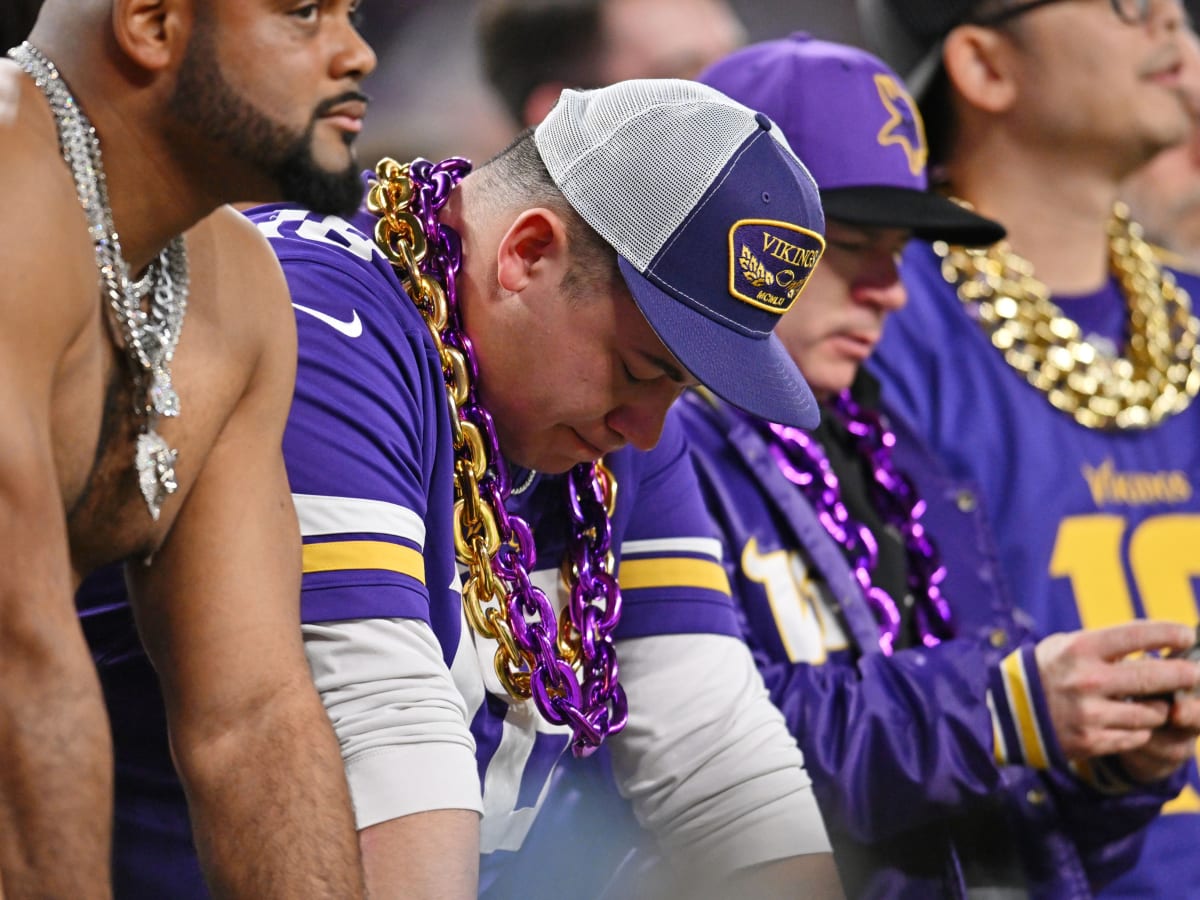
970, 0, 1153, 27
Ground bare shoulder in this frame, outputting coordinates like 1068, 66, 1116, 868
0, 60, 100, 352
186, 205, 295, 355
182, 206, 297, 415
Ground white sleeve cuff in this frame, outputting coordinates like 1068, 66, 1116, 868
345, 741, 483, 827
302, 617, 484, 828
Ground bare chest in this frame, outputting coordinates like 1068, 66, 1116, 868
56, 309, 237, 577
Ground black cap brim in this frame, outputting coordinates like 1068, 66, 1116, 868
821, 185, 1005, 246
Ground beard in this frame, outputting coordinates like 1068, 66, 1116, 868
170, 20, 365, 216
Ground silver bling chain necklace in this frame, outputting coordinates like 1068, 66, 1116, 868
9, 41, 189, 520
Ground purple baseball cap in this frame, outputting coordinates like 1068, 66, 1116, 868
700, 33, 1004, 246
535, 79, 826, 429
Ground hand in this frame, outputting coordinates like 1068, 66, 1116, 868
1035, 621, 1200, 760
1118, 690, 1200, 784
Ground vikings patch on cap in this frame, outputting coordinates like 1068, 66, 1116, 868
700, 34, 1004, 246
730, 219, 824, 312
535, 79, 825, 429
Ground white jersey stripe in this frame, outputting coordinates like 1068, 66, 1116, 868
294, 493, 427, 546
620, 536, 724, 561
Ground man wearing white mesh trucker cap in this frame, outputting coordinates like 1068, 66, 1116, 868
85, 79, 843, 898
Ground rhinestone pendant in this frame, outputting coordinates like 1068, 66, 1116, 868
149, 368, 180, 418
136, 430, 179, 521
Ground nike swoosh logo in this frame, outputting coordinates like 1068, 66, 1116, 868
292, 303, 363, 338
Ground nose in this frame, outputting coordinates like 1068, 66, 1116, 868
333, 15, 378, 81
852, 254, 907, 312
605, 382, 683, 452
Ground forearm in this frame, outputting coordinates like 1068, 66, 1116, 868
360, 810, 479, 900
709, 853, 843, 900
0, 630, 112, 899
174, 683, 364, 899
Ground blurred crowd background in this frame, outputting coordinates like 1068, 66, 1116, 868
352, 1, 863, 167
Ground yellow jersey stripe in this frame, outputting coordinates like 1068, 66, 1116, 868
1001, 649, 1049, 770
618, 557, 731, 594
302, 540, 426, 584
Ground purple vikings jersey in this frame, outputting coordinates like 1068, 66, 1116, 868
678, 387, 1177, 899
256, 203, 803, 889
871, 241, 1200, 899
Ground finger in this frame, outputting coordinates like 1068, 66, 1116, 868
1169, 696, 1200, 731
1107, 657, 1200, 697
1077, 697, 1172, 730
1119, 746, 1179, 784
1137, 729, 1200, 766
1055, 702, 1167, 757
1078, 728, 1156, 758
1083, 621, 1196, 660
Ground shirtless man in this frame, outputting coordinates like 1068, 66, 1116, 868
0, 1, 374, 895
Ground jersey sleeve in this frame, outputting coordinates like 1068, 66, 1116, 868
1039, 761, 1187, 890
614, 407, 742, 640
758, 638, 1006, 842
611, 632, 831, 873
251, 207, 449, 627
248, 206, 478, 827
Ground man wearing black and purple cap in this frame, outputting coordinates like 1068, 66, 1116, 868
79, 78, 842, 898
853, 0, 1200, 896
677, 33, 1200, 898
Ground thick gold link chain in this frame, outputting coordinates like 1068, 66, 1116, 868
937, 203, 1200, 430
367, 158, 621, 711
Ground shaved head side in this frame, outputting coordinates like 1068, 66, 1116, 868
27, 0, 180, 94
28, 0, 110, 46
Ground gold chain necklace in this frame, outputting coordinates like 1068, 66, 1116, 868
368, 157, 628, 754
936, 203, 1200, 430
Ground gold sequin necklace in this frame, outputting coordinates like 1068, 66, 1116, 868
936, 203, 1200, 430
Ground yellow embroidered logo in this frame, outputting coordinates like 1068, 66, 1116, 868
728, 219, 825, 313
874, 73, 928, 177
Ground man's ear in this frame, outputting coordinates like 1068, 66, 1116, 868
111, 0, 188, 73
495, 207, 571, 293
943, 24, 1021, 115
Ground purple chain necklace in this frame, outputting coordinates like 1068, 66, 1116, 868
762, 391, 953, 654
368, 158, 627, 756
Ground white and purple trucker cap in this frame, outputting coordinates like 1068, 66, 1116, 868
533, 79, 825, 430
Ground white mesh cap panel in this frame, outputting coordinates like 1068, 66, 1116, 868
534, 79, 763, 271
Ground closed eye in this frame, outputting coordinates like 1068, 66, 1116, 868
622, 361, 658, 385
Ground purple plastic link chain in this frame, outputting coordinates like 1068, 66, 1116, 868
763, 392, 953, 654
404, 159, 627, 755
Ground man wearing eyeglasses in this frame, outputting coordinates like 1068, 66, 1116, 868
859, 0, 1200, 896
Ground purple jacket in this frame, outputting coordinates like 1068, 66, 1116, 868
677, 388, 1183, 899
